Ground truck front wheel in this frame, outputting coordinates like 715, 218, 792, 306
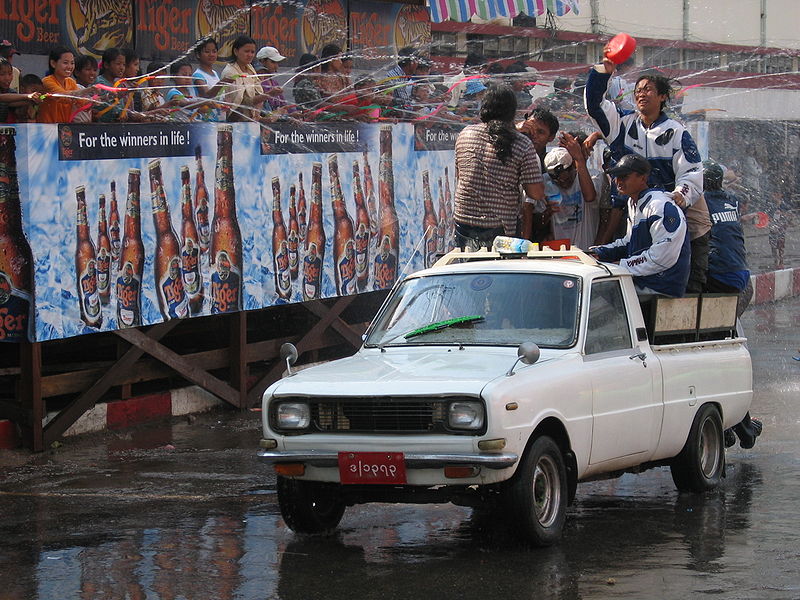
670, 404, 725, 493
277, 476, 346, 534
504, 436, 568, 546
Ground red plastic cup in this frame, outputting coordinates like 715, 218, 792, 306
754, 211, 769, 228
604, 33, 637, 64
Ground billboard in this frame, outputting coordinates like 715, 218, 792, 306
3, 122, 459, 342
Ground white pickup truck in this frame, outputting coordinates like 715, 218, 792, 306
258, 246, 753, 545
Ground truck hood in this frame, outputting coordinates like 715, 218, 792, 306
270, 347, 556, 397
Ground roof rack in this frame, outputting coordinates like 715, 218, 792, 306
433, 244, 602, 267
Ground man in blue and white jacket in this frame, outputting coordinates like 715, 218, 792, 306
584, 58, 706, 293
590, 154, 690, 297
584, 59, 703, 207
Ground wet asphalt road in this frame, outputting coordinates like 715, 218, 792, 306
1, 298, 799, 600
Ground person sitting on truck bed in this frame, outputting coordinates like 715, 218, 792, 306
702, 159, 752, 315
589, 153, 690, 297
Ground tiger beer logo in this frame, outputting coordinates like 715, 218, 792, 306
373, 235, 397, 291
116, 262, 141, 327
302, 242, 322, 300
337, 239, 356, 296
79, 260, 101, 322
274, 239, 291, 297
394, 5, 430, 51
354, 223, 369, 275
181, 238, 200, 293
211, 250, 241, 313
159, 257, 188, 319
196, 0, 248, 58
67, 0, 133, 59
301, 0, 346, 55
0, 271, 29, 342
97, 247, 110, 291
287, 230, 299, 273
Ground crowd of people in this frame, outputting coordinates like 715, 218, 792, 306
0, 37, 549, 125
453, 54, 758, 307
0, 35, 792, 278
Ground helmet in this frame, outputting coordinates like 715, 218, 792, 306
703, 159, 724, 190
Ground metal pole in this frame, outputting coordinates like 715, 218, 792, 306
590, 0, 599, 34
682, 0, 690, 41
760, 0, 767, 47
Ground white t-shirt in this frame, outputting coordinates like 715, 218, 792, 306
192, 67, 223, 122
546, 170, 602, 250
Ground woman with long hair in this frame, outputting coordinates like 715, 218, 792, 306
453, 85, 545, 248
220, 35, 269, 121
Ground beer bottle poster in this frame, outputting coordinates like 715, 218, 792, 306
14, 122, 459, 342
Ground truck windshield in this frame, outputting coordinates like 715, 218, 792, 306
365, 272, 580, 348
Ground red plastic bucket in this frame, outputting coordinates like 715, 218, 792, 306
604, 33, 637, 64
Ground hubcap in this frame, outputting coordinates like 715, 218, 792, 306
699, 416, 721, 478
532, 455, 561, 527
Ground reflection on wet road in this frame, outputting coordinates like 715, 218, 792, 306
1, 298, 799, 599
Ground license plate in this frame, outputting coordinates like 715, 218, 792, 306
338, 452, 407, 485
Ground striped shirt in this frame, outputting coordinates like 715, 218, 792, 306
454, 123, 542, 234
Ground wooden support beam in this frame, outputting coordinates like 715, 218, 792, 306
118, 338, 132, 401
230, 311, 248, 409
115, 326, 241, 408
19, 341, 42, 452
42, 321, 179, 447
245, 296, 357, 407
303, 300, 365, 348
36, 327, 364, 398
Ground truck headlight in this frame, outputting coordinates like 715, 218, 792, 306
448, 401, 485, 430
275, 402, 311, 429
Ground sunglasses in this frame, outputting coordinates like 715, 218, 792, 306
547, 164, 573, 179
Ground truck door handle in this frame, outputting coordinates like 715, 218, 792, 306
629, 352, 647, 367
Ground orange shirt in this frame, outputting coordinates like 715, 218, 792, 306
38, 75, 79, 123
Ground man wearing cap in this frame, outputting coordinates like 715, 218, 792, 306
256, 46, 288, 112
543, 132, 597, 249
590, 153, 690, 298
0, 41, 20, 92
702, 160, 751, 305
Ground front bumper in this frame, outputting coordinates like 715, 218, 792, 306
257, 449, 518, 469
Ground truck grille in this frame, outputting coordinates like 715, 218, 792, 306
272, 397, 481, 435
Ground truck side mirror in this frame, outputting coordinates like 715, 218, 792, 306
280, 342, 299, 376
507, 342, 540, 376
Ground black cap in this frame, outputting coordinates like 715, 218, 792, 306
703, 159, 724, 189
605, 153, 651, 177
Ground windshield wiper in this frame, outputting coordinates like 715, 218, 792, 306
404, 315, 484, 339
375, 315, 484, 350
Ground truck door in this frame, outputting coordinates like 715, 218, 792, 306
583, 280, 662, 465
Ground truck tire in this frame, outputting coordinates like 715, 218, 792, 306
277, 476, 346, 534
504, 436, 568, 546
670, 404, 725, 493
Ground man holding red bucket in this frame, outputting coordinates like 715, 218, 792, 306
584, 34, 709, 295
